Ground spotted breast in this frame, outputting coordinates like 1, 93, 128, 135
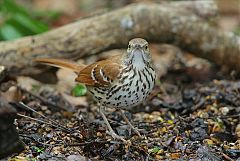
87, 39, 156, 109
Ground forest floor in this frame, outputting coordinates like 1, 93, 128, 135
2, 61, 239, 160
1, 0, 239, 160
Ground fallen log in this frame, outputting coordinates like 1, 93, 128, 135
0, 1, 239, 72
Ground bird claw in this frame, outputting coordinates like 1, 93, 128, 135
131, 127, 142, 137
106, 131, 130, 144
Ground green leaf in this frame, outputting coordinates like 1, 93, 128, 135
71, 84, 87, 97
31, 85, 41, 93
0, 0, 51, 40
34, 10, 61, 22
234, 27, 240, 36
33, 146, 44, 153
148, 147, 161, 154
5, 18, 35, 36
1, 0, 29, 16
0, 23, 23, 40
13, 13, 48, 34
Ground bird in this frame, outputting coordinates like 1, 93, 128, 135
34, 38, 156, 142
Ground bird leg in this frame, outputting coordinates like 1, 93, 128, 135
118, 109, 141, 137
99, 107, 127, 143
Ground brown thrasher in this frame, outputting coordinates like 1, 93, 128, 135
34, 38, 156, 142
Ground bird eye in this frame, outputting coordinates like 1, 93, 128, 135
145, 45, 148, 50
128, 44, 131, 49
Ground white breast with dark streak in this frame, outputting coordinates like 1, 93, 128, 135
92, 64, 156, 109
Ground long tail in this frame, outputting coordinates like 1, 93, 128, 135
33, 58, 86, 73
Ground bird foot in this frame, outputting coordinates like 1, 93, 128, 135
131, 127, 142, 137
118, 109, 142, 138
106, 131, 129, 143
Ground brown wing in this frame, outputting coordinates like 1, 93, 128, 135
75, 56, 123, 86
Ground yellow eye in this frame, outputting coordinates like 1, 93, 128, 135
145, 45, 148, 50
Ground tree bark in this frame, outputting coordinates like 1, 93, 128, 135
0, 1, 239, 71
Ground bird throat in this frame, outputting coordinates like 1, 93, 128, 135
131, 49, 146, 70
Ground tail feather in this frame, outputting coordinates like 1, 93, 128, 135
33, 58, 85, 73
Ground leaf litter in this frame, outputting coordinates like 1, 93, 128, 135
0, 56, 240, 161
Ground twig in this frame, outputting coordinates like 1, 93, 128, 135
19, 134, 62, 147
18, 101, 47, 118
69, 140, 110, 146
207, 113, 240, 119
17, 113, 72, 132
17, 113, 56, 126
17, 86, 61, 110
221, 152, 235, 161
219, 113, 240, 119
18, 101, 73, 132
